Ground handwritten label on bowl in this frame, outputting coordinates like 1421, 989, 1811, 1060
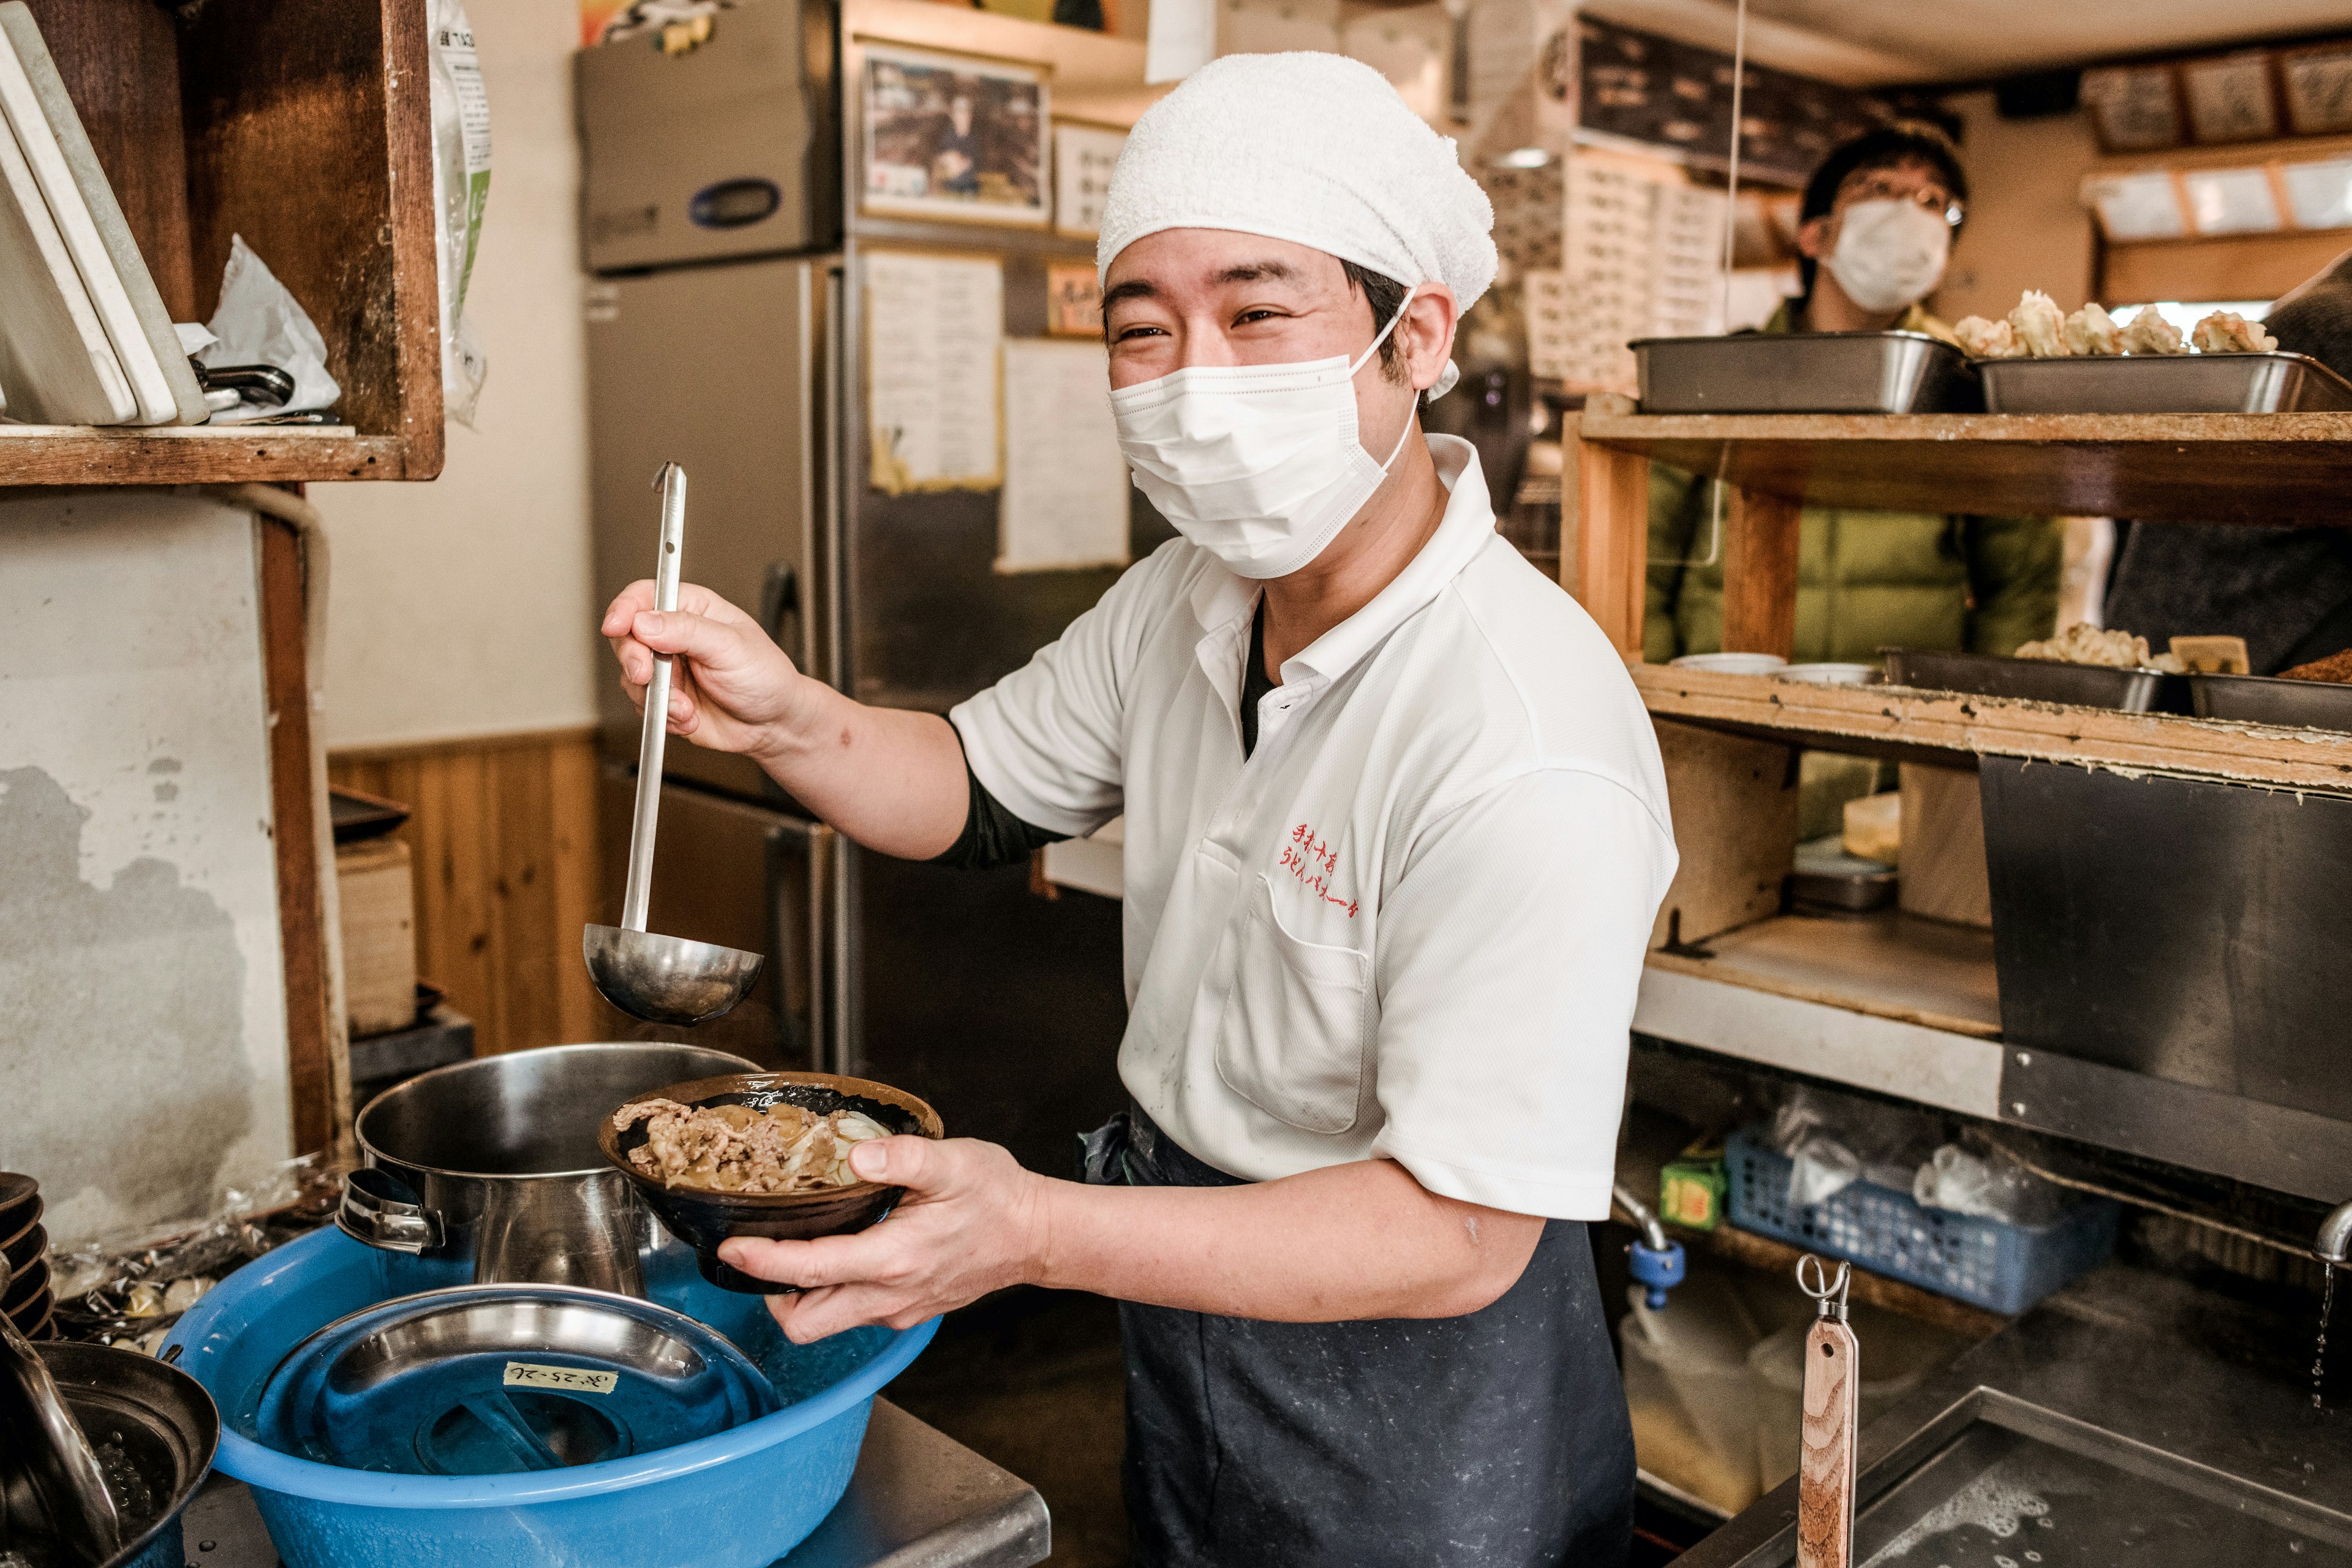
503, 1362, 619, 1395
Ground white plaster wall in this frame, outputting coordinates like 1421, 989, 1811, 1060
312, 0, 601, 751
0, 491, 293, 1246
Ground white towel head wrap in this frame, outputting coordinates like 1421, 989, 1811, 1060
1096, 52, 1498, 317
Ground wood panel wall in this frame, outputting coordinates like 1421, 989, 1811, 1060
329, 727, 605, 1056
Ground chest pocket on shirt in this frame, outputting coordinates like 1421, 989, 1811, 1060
1215, 873, 1374, 1135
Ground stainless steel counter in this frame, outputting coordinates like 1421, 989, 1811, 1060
178, 1400, 1049, 1568
1676, 1264, 2352, 1567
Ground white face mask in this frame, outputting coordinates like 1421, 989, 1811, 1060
1109, 303, 1430, 579
1824, 198, 1950, 315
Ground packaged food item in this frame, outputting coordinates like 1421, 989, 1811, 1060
1660, 1142, 1727, 1231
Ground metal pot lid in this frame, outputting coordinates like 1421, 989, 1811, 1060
252, 1285, 778, 1476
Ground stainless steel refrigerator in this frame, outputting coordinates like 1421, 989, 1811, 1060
576, 0, 1159, 1173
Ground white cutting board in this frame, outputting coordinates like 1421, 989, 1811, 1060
0, 4, 203, 426
0, 89, 133, 423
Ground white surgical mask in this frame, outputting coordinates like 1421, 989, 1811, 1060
1824, 198, 1950, 315
1109, 303, 1430, 579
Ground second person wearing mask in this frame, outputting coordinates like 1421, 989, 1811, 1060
1646, 122, 2062, 666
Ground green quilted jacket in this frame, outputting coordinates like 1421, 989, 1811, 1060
1643, 304, 2064, 665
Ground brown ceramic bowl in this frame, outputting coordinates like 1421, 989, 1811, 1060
2, 1219, 43, 1275
2, 1255, 48, 1317
9, 1286, 52, 1336
0, 1172, 36, 1239
600, 1071, 943, 1295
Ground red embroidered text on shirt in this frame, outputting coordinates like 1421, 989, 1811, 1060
1278, 822, 1359, 917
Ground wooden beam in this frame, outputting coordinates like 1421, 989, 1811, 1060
258, 514, 336, 1155
1580, 402, 2352, 525
1634, 663, 2352, 796
1575, 436, 1649, 658
1721, 485, 1801, 659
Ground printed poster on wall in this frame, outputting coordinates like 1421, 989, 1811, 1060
865, 251, 1004, 494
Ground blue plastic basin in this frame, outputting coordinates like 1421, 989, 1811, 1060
162, 1228, 934, 1568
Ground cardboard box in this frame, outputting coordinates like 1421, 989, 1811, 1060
337, 837, 417, 1037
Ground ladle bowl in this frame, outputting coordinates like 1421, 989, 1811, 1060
584, 925, 764, 1027
585, 461, 767, 1028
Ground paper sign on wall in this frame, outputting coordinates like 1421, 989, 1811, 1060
998, 339, 1130, 574
1054, 124, 1125, 238
865, 251, 1003, 494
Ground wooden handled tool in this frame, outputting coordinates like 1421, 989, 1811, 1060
1795, 1255, 1860, 1568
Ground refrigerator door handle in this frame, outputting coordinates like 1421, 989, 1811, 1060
760, 560, 805, 671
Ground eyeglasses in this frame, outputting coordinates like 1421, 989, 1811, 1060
1839, 171, 1965, 228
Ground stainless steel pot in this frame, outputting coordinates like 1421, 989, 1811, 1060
340, 1042, 757, 1297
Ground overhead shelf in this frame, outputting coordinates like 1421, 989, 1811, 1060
0, 0, 440, 488
1636, 663, 2352, 796
0, 424, 430, 484
1578, 396, 2352, 525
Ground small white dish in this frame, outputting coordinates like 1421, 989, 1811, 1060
1670, 652, 1789, 675
1776, 662, 1882, 686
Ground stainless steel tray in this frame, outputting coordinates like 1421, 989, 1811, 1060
1882, 647, 2163, 711
2190, 671, 2352, 731
1631, 331, 1979, 415
1975, 350, 2352, 414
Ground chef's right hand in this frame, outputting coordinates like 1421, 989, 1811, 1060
602, 580, 811, 758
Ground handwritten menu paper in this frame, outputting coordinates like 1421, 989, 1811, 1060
998, 339, 1130, 574
865, 251, 1003, 494
1054, 125, 1126, 238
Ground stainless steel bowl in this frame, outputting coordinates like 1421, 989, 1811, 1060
341, 1042, 758, 1297
252, 1284, 777, 1477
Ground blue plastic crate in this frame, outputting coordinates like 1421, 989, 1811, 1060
1724, 1127, 2118, 1316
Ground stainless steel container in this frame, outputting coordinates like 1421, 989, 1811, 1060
1975, 350, 2352, 414
2189, 671, 2352, 731
340, 1042, 757, 1297
1630, 331, 1978, 415
1881, 647, 2164, 712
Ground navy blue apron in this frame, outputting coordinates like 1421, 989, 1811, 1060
1081, 1105, 1635, 1568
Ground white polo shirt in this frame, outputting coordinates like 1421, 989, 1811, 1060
951, 435, 1675, 1219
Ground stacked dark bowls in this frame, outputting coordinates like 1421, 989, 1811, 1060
1, 1170, 53, 1340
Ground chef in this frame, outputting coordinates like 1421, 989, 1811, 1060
603, 53, 1674, 1567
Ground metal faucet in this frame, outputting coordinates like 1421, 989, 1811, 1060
2320, 1200, 2352, 1266
1613, 1182, 1687, 1308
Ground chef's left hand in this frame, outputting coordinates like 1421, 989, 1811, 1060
719, 1136, 1050, 1342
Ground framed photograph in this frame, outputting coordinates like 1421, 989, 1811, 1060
2081, 64, 2183, 154
862, 45, 1049, 226
2282, 43, 2352, 136
1052, 123, 1126, 238
2181, 51, 2279, 144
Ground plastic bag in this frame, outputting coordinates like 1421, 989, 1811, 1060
429, 0, 492, 427
50, 1153, 342, 1352
1912, 1144, 2068, 1226
198, 236, 341, 423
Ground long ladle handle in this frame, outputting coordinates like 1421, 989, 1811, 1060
621, 464, 687, 933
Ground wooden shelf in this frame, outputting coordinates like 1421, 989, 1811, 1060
1578, 397, 2352, 525
1, 0, 440, 486
1638, 913, 2007, 1121
0, 424, 437, 484
1637, 663, 2352, 796
1651, 908, 2000, 1039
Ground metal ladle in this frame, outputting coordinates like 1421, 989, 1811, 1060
0, 1257, 122, 1566
583, 464, 765, 1027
